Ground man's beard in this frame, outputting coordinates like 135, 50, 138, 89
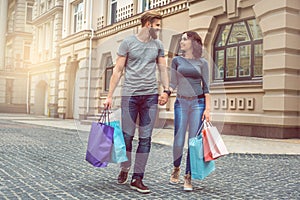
149, 27, 158, 39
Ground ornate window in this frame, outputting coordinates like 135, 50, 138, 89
213, 19, 263, 81
74, 1, 83, 33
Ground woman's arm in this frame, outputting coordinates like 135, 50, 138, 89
201, 60, 210, 121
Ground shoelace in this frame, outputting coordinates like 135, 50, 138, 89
172, 169, 180, 178
185, 176, 191, 184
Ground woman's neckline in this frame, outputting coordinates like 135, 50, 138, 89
181, 56, 196, 60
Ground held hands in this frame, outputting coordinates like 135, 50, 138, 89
104, 93, 169, 108
158, 92, 169, 105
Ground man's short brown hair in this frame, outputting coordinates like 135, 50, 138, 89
140, 10, 162, 27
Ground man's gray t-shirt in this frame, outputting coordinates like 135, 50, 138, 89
117, 35, 165, 96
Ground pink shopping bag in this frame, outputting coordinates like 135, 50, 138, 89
202, 129, 214, 162
203, 120, 229, 160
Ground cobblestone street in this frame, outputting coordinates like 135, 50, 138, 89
0, 119, 299, 199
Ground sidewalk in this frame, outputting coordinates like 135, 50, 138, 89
0, 113, 299, 155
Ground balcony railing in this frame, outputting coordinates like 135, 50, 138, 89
95, 0, 189, 39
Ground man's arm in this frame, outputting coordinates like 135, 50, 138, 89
103, 56, 126, 108
157, 56, 169, 105
157, 56, 169, 90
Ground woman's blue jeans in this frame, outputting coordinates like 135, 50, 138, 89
120, 94, 158, 179
173, 97, 205, 174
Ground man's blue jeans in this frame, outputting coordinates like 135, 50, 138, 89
120, 94, 158, 179
173, 97, 205, 174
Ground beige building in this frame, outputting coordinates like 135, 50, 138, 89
0, 0, 33, 113
29, 0, 63, 117
2, 0, 299, 138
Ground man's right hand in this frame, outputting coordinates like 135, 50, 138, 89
103, 97, 112, 109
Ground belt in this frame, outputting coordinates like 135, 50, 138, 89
177, 94, 205, 100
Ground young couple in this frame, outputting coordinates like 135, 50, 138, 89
104, 10, 210, 193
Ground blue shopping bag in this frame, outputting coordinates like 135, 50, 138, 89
189, 133, 215, 180
106, 121, 128, 163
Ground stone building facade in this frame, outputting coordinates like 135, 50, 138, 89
29, 0, 63, 117
2, 0, 299, 138
0, 0, 33, 113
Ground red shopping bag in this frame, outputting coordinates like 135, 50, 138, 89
203, 120, 229, 160
202, 129, 214, 162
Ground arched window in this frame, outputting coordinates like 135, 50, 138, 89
213, 19, 263, 81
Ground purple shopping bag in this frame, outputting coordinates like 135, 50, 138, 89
85, 121, 114, 167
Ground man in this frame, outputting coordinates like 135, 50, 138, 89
103, 10, 171, 193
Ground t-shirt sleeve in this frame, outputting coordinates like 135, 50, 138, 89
157, 40, 165, 57
117, 39, 129, 57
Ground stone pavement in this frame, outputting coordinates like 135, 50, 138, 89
0, 113, 299, 199
1, 113, 299, 155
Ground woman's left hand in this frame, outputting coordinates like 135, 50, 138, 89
202, 109, 210, 122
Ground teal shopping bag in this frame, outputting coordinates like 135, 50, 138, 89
189, 133, 215, 180
106, 121, 128, 163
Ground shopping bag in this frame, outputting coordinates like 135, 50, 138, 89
85, 109, 114, 167
105, 120, 128, 163
202, 129, 214, 162
203, 120, 229, 160
189, 134, 215, 180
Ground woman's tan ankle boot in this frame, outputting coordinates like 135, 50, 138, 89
169, 166, 180, 184
183, 173, 193, 191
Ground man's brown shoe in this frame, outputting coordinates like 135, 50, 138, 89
117, 170, 128, 184
130, 178, 151, 193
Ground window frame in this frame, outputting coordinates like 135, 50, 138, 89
102, 54, 114, 92
73, 0, 84, 33
213, 18, 263, 82
110, 0, 117, 24
26, 2, 33, 24
105, 66, 114, 91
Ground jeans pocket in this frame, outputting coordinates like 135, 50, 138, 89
198, 98, 205, 104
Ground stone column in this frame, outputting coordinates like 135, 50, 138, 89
253, 0, 300, 138
0, 0, 8, 70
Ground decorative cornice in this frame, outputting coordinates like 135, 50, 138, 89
6, 31, 33, 40
60, 30, 92, 48
95, 17, 140, 39
29, 59, 59, 73
32, 6, 63, 26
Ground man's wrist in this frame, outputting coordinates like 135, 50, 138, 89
163, 90, 171, 96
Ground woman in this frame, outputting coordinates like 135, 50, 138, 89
169, 31, 210, 191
